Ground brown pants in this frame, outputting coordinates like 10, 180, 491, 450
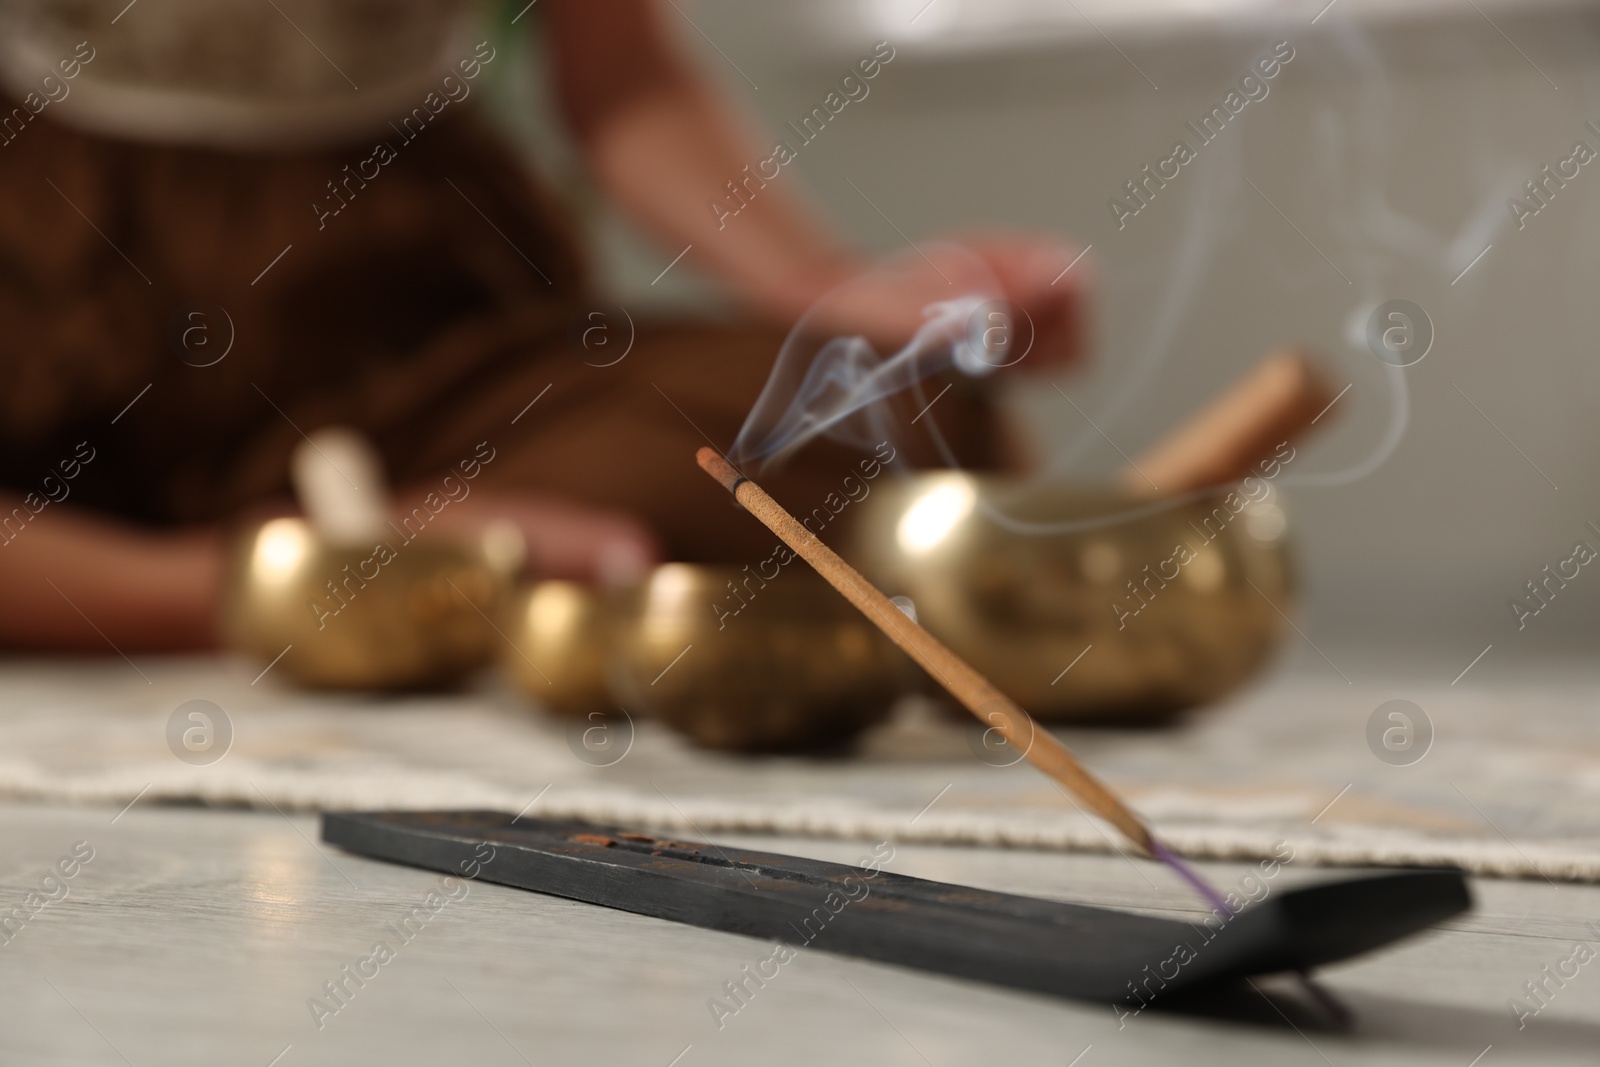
0, 108, 995, 561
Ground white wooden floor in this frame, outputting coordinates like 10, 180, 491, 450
1, 803, 1597, 1066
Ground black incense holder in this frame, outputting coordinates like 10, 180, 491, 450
323, 810, 1470, 1004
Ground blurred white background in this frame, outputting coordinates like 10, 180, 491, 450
500, 0, 1600, 665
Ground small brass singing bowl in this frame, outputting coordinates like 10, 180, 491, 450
223, 517, 519, 689
849, 473, 1294, 722
608, 563, 907, 752
501, 581, 617, 719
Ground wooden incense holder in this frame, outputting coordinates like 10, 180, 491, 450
697, 447, 1157, 856
1125, 348, 1336, 495
326, 810, 1471, 1005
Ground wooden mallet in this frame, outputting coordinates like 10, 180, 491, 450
1122, 348, 1337, 495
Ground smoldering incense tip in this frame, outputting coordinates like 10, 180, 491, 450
696, 447, 745, 494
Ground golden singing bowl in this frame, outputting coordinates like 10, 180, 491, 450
501, 581, 617, 719
608, 563, 907, 752
849, 474, 1294, 722
223, 517, 518, 689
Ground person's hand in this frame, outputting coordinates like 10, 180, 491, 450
793, 234, 1090, 375
956, 233, 1090, 374
408, 490, 661, 586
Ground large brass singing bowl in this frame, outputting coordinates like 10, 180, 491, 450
607, 563, 907, 752
224, 518, 516, 689
849, 474, 1294, 721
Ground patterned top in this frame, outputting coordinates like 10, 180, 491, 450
0, 0, 485, 148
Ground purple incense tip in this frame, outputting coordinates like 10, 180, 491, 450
1150, 839, 1235, 917
1153, 840, 1346, 1018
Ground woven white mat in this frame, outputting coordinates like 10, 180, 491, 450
2, 647, 1596, 881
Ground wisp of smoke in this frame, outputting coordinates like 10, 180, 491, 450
728, 244, 1011, 470
728, 16, 1534, 536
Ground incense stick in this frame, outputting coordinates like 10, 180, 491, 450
696, 447, 1158, 855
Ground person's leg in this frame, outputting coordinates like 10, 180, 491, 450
391, 317, 1005, 564
0, 107, 1000, 577
0, 106, 588, 528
